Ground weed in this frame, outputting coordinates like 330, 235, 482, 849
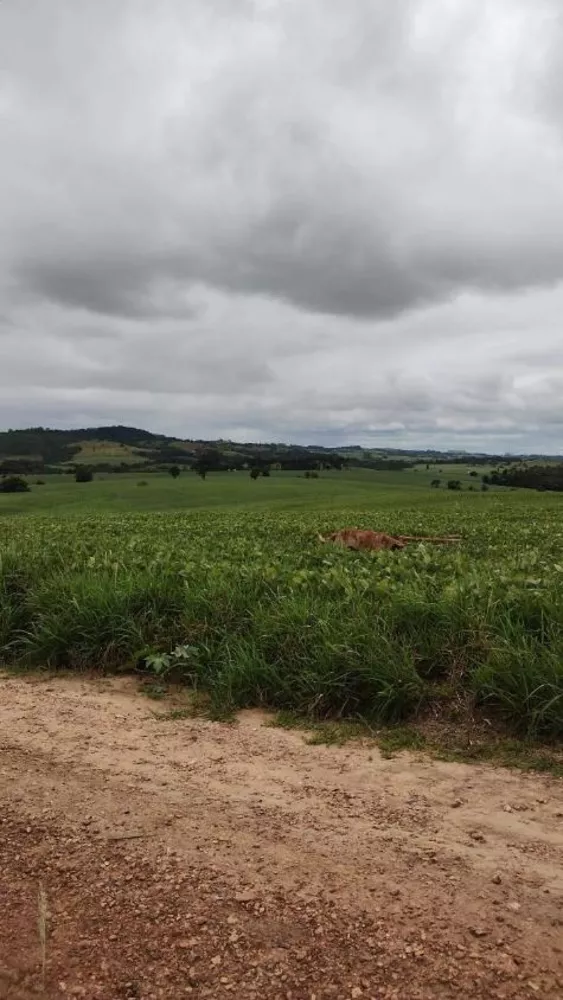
377, 726, 428, 757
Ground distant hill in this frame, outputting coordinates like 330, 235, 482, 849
0, 426, 162, 472
0, 425, 351, 474
0, 424, 558, 476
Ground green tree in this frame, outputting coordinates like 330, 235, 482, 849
193, 457, 209, 480
75, 467, 93, 483
193, 448, 222, 480
168, 465, 181, 480
0, 475, 30, 493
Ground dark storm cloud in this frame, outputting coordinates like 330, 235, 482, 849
1, 0, 563, 450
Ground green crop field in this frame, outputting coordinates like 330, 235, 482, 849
1, 468, 562, 741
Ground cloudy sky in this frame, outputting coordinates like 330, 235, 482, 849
1, 0, 563, 452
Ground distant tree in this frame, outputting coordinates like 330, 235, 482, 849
168, 465, 181, 480
469, 470, 478, 477
481, 484, 489, 492
486, 463, 563, 493
75, 467, 93, 483
0, 475, 30, 493
261, 467, 271, 477
250, 467, 261, 480
193, 449, 222, 480
447, 479, 462, 491
430, 479, 441, 488
0, 459, 40, 475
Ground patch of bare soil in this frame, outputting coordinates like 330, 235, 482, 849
0, 674, 562, 999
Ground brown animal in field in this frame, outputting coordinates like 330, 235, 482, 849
318, 529, 460, 552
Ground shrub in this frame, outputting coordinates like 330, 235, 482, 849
75, 468, 93, 483
0, 476, 30, 493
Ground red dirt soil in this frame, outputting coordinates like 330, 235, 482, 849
0, 674, 562, 999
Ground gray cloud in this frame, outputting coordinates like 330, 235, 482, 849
1, 0, 563, 451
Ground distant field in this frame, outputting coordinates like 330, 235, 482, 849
69, 440, 147, 464
0, 465, 503, 516
1, 467, 562, 741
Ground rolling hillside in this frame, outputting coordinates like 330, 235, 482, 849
0, 423, 556, 476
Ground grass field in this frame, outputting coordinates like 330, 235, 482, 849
1, 468, 562, 740
0, 464, 501, 515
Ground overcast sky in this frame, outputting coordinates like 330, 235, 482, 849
1, 0, 563, 452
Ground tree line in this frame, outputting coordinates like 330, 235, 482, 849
484, 465, 563, 492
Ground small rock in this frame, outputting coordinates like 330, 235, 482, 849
503, 804, 513, 813
451, 799, 463, 809
507, 901, 521, 913
492, 873, 502, 885
235, 890, 256, 903
469, 926, 488, 938
351, 990, 363, 999
469, 830, 486, 842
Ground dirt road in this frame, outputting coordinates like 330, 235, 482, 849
0, 675, 562, 999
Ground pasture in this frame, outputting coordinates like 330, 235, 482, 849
1, 467, 563, 740
0, 465, 493, 515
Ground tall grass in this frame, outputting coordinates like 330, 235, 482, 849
1, 506, 563, 738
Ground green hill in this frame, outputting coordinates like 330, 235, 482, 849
0, 424, 559, 477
